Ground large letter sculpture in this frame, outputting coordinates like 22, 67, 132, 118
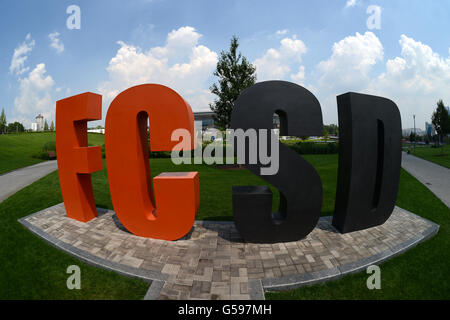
55, 82, 403, 242
332, 92, 402, 233
56, 92, 103, 222
230, 81, 323, 243
105, 84, 199, 240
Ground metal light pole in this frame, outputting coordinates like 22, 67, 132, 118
413, 114, 416, 155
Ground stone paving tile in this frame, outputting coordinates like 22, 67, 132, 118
23, 204, 435, 300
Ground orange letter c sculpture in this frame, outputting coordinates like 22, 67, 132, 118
105, 84, 199, 240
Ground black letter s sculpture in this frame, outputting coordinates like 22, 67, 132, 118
230, 82, 402, 243
230, 81, 324, 243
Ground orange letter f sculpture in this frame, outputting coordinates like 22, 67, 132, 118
56, 92, 103, 222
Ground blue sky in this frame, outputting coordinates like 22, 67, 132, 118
1, 0, 449, 130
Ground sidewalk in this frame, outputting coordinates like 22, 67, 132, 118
0, 160, 58, 203
401, 152, 450, 208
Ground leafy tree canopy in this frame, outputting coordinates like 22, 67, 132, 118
209, 36, 256, 130
431, 99, 450, 143
7, 122, 25, 133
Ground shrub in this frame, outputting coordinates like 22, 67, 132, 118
280, 139, 302, 146
32, 141, 57, 160
32, 150, 52, 160
99, 141, 339, 161
289, 141, 339, 155
150, 151, 172, 158
43, 141, 56, 152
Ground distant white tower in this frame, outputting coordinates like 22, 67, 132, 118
35, 114, 44, 131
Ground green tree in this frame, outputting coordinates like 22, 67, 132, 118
209, 36, 256, 130
323, 129, 329, 141
324, 124, 338, 136
50, 121, 55, 131
44, 120, 49, 131
7, 122, 25, 133
0, 108, 6, 133
431, 100, 450, 151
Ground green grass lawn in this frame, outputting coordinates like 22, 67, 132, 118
0, 151, 448, 299
0, 132, 105, 174
91, 155, 339, 220
404, 144, 450, 168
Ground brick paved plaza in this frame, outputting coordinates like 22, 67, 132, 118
19, 204, 438, 300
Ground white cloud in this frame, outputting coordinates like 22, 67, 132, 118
98, 26, 218, 114
49, 32, 64, 54
9, 33, 35, 75
96, 28, 449, 130
150, 26, 202, 60
13, 63, 55, 126
314, 31, 450, 128
317, 31, 383, 92
9, 34, 59, 127
291, 66, 306, 84
313, 31, 383, 124
254, 35, 307, 83
276, 29, 288, 36
345, 0, 358, 8
367, 35, 450, 127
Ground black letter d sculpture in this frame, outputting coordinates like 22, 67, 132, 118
332, 92, 402, 233
230, 82, 402, 243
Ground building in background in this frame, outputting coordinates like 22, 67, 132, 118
402, 128, 425, 137
31, 114, 44, 131
193, 111, 281, 130
87, 128, 105, 134
425, 122, 435, 136
193, 111, 284, 142
194, 112, 215, 130
35, 114, 44, 130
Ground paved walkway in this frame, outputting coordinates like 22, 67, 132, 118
19, 203, 438, 300
0, 161, 58, 203
401, 152, 450, 208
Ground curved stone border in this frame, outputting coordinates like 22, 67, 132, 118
18, 204, 439, 300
